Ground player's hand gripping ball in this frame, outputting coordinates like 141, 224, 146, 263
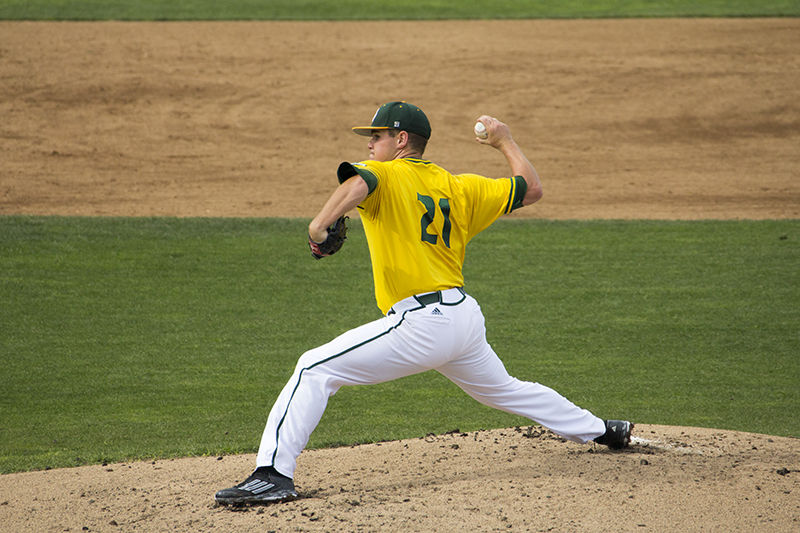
308, 216, 348, 259
474, 121, 488, 139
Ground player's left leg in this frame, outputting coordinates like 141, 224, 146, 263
255, 299, 461, 479
218, 292, 468, 505
218, 314, 420, 505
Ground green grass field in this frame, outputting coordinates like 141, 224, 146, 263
2, 216, 798, 473
1, 0, 799, 20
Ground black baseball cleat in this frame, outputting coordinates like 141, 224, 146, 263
594, 420, 634, 449
215, 471, 298, 506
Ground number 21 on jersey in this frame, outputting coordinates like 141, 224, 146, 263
417, 193, 451, 248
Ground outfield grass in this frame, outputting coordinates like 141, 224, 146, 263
0, 0, 798, 20
1, 216, 797, 473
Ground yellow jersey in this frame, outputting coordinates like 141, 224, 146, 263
339, 158, 527, 314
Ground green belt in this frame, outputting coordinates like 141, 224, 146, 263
415, 287, 465, 306
415, 292, 440, 306
388, 287, 466, 316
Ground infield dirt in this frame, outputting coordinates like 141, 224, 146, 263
1, 18, 799, 532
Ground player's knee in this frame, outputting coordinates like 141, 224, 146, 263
295, 349, 320, 371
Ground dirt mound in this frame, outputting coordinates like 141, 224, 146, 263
1, 426, 798, 532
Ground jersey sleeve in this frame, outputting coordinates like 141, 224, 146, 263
340, 160, 390, 218
458, 174, 528, 238
509, 176, 528, 212
337, 161, 379, 193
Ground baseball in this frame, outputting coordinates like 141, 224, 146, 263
474, 121, 488, 139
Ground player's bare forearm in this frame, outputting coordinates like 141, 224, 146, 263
498, 138, 542, 206
476, 115, 543, 206
309, 176, 368, 242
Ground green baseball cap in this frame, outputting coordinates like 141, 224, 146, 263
352, 101, 431, 140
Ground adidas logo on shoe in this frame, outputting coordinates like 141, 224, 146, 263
215, 472, 298, 506
239, 479, 275, 495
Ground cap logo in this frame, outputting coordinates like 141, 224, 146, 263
393, 121, 400, 128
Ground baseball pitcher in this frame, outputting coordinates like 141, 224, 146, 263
215, 101, 633, 505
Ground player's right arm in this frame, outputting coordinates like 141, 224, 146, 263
475, 115, 543, 207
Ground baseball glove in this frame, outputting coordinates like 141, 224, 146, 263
308, 216, 348, 259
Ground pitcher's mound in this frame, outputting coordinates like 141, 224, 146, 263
2, 425, 798, 532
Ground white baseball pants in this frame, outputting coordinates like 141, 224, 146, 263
256, 287, 606, 478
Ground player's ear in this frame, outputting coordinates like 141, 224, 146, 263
396, 130, 409, 148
